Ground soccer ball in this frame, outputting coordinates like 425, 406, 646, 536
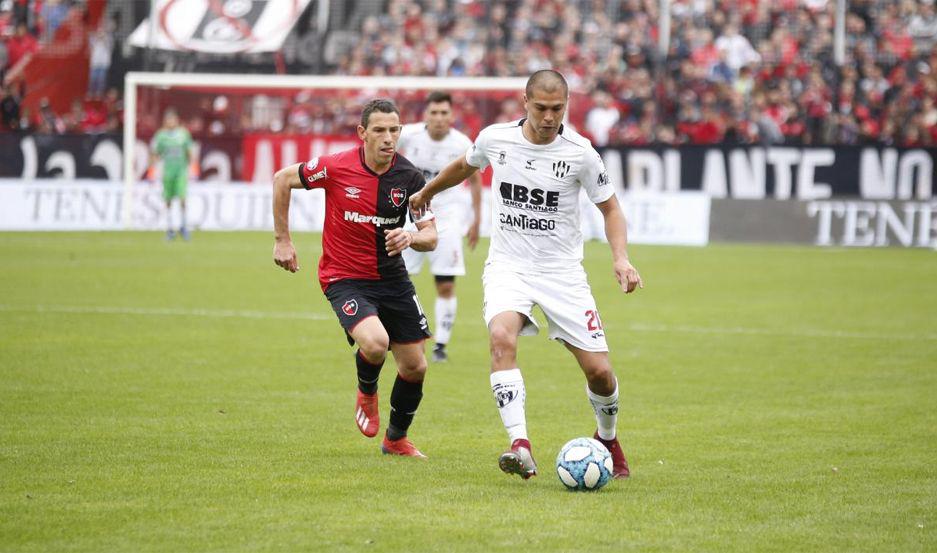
555, 437, 613, 491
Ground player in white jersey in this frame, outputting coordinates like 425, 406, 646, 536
398, 91, 483, 363
410, 70, 643, 480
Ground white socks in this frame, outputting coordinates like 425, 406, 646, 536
434, 296, 457, 345
587, 379, 619, 440
490, 368, 527, 443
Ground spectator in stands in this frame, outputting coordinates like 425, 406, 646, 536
0, 82, 20, 130
910, 2, 937, 52
63, 98, 86, 132
40, 0, 69, 43
87, 20, 113, 99
708, 50, 735, 84
715, 22, 761, 73
36, 97, 64, 134
0, 4, 12, 38
0, 4, 11, 74
5, 21, 37, 69
585, 90, 619, 146
0, 39, 7, 79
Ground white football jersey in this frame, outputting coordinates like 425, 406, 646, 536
397, 123, 473, 234
466, 119, 613, 271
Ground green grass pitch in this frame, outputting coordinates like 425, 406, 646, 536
1, 232, 935, 552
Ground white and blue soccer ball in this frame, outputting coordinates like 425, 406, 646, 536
555, 437, 614, 491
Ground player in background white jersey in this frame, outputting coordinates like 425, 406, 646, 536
398, 91, 483, 363
410, 70, 642, 480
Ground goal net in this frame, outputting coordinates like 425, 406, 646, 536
122, 72, 534, 231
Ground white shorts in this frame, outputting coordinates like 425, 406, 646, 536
482, 264, 609, 352
403, 226, 465, 277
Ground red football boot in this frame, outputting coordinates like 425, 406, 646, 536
381, 436, 427, 458
355, 390, 380, 438
498, 438, 538, 479
594, 432, 630, 478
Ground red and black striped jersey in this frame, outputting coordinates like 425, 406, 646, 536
299, 146, 431, 291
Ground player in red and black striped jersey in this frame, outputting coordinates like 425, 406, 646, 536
272, 99, 438, 458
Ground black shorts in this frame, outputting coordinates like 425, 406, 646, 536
324, 278, 431, 346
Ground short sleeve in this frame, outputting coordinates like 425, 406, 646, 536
579, 147, 615, 204
298, 153, 334, 190
465, 128, 490, 170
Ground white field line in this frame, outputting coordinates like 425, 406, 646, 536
0, 304, 933, 342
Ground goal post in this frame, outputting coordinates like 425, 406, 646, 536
122, 72, 529, 229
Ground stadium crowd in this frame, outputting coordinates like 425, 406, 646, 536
2, 0, 937, 147
337, 0, 937, 146
1, 0, 76, 73
0, 0, 118, 133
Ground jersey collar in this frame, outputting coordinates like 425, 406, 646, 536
517, 118, 565, 135
357, 145, 396, 176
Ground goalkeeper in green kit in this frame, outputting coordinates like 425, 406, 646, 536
150, 109, 195, 240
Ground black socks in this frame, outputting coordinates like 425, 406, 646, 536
356, 351, 383, 395
387, 374, 424, 440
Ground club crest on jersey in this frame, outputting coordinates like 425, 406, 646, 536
342, 299, 358, 316
390, 188, 406, 207
553, 160, 571, 179
345, 187, 361, 199
498, 151, 507, 165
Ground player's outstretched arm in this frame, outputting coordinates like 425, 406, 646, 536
272, 163, 305, 273
596, 195, 643, 294
384, 218, 438, 256
409, 156, 479, 211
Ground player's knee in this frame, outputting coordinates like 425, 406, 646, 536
357, 335, 389, 363
399, 358, 427, 381
584, 362, 615, 390
488, 326, 517, 359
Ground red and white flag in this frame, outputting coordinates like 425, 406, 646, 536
128, 0, 313, 54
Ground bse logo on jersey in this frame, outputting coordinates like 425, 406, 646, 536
389, 188, 406, 207
499, 181, 559, 213
342, 299, 358, 316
